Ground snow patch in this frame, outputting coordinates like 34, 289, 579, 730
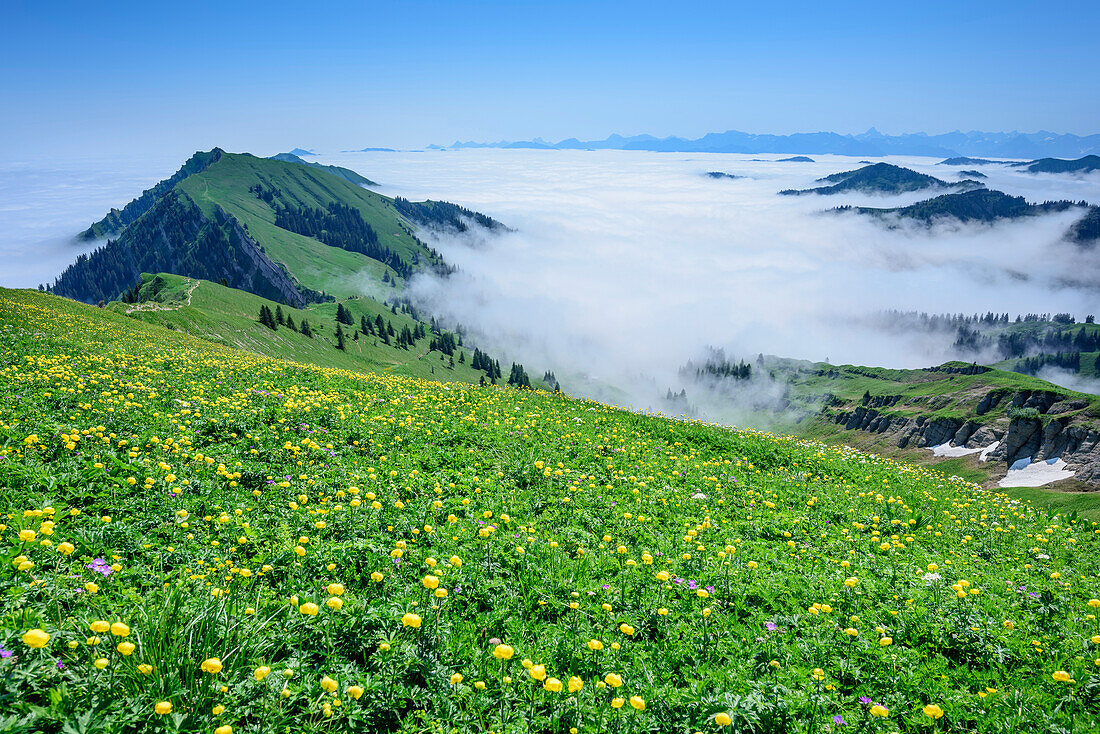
928, 440, 1000, 462
998, 457, 1076, 488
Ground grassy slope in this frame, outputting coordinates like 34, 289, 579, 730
107, 273, 489, 385
5, 287, 1100, 732
175, 153, 426, 297
774, 359, 1100, 425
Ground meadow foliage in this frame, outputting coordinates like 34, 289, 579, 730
2, 289, 1100, 733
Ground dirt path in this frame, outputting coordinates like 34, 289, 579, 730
125, 279, 199, 314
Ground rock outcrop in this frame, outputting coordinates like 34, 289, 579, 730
828, 387, 1100, 486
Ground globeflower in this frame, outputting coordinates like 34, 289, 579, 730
22, 629, 49, 648
300, 603, 319, 616
1052, 671, 1073, 683
110, 622, 130, 637
321, 675, 338, 692
402, 613, 422, 628
870, 704, 889, 718
155, 701, 172, 715
715, 713, 732, 726
568, 676, 584, 692
630, 696, 645, 710
493, 644, 514, 660
528, 664, 547, 681
347, 685, 364, 699
604, 673, 623, 688
544, 677, 562, 692
254, 666, 271, 681
923, 704, 944, 719
201, 657, 223, 674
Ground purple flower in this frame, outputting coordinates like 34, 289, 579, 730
86, 558, 113, 576
56, 659, 64, 670
859, 696, 872, 705
0, 649, 13, 659
832, 715, 846, 726
765, 622, 777, 631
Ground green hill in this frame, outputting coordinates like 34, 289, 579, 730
1012, 155, 1100, 174
4, 287, 1100, 732
55, 149, 499, 305
109, 272, 505, 385
842, 189, 1098, 243
779, 163, 982, 196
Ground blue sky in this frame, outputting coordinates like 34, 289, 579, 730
2, 0, 1098, 158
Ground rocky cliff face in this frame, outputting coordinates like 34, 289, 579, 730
829, 388, 1100, 486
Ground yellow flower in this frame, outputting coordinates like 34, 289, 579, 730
215, 727, 232, 734
94, 658, 109, 669
371, 572, 384, 582
879, 637, 892, 647
811, 668, 825, 681
201, 657, 223, 674
870, 704, 889, 718
212, 705, 226, 715
154, 701, 172, 715
57, 542, 75, 555
544, 677, 562, 692
326, 597, 344, 610
138, 664, 153, 674
19, 529, 36, 542
22, 629, 50, 648
117, 642, 135, 656
630, 696, 645, 710
450, 673, 463, 685
402, 613, 422, 628
254, 666, 271, 681
844, 577, 859, 588
923, 704, 944, 719
619, 624, 635, 636
611, 697, 624, 709
715, 713, 732, 726
327, 583, 345, 596
321, 675, 338, 692
747, 561, 758, 569
655, 571, 669, 582
528, 664, 547, 681
422, 575, 440, 590
300, 602, 320, 616
90, 620, 110, 633
568, 676, 584, 693
604, 673, 623, 688
588, 639, 604, 651
1052, 671, 1073, 682
449, 555, 462, 567
844, 628, 858, 637
1089, 599, 1100, 609
110, 622, 130, 637
493, 644, 514, 660
348, 685, 364, 699
658, 607, 669, 616
84, 582, 99, 594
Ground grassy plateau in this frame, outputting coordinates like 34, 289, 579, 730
4, 288, 1100, 733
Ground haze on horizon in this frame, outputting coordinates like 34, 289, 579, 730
2, 1, 1099, 160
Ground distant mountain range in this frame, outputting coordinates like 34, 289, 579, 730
433, 128, 1100, 158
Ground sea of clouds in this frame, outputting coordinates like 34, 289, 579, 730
318, 149, 1100, 408
3, 147, 1097, 412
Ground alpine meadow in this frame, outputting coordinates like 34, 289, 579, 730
4, 2, 1100, 733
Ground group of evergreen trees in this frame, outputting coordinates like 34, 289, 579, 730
470, 349, 503, 381
254, 296, 536, 388
252, 185, 413, 279
392, 197, 504, 233
954, 323, 1100, 360
257, 304, 309, 336
1014, 351, 1083, 376
507, 363, 531, 388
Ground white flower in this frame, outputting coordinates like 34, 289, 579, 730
922, 572, 941, 584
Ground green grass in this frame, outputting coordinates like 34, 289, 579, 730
107, 273, 491, 385
5, 287, 1100, 733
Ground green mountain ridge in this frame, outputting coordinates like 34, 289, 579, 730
837, 189, 1099, 244
779, 162, 983, 196
267, 152, 378, 186
54, 149, 501, 306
